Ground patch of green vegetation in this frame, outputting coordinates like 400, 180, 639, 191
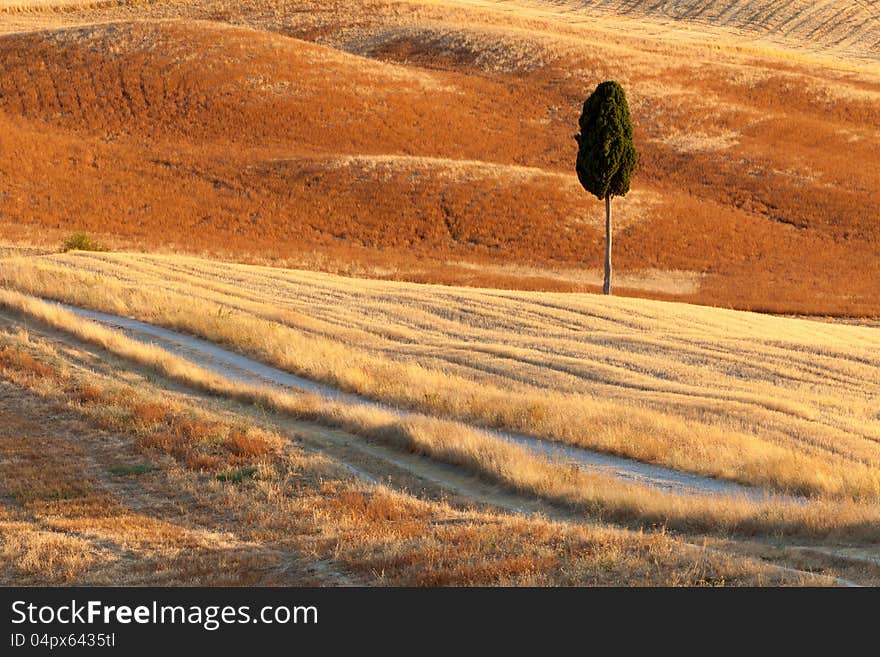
217, 466, 258, 483
108, 464, 158, 477
61, 232, 109, 253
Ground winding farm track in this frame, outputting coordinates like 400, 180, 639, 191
1, 308, 865, 587
56, 301, 788, 502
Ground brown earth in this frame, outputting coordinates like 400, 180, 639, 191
0, 1, 878, 315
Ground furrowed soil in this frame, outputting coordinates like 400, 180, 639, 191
1, 0, 878, 315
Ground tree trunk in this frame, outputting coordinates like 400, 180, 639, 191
603, 194, 612, 296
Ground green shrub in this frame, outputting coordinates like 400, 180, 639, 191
61, 232, 108, 253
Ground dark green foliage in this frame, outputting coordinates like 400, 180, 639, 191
60, 232, 108, 253
574, 81, 638, 200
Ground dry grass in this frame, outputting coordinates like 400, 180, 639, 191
0, 345, 53, 377
0, 1, 877, 314
1, 0, 878, 581
3, 253, 880, 503
4, 275, 880, 542
0, 0, 121, 10
0, 325, 812, 586
532, 0, 880, 59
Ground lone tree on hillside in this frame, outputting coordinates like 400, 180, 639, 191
574, 80, 638, 295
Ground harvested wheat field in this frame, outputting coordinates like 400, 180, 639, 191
1, 251, 880, 585
1, 0, 879, 592
7, 320, 791, 586
0, 0, 878, 314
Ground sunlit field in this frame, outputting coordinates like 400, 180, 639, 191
2, 0, 879, 588
2, 251, 880, 584
1, 0, 878, 314
7, 323, 797, 586
6, 252, 880, 497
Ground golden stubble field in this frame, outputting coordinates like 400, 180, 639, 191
0, 0, 878, 314
3, 250, 880, 584
7, 250, 880, 500
2, 314, 832, 587
2, 0, 880, 586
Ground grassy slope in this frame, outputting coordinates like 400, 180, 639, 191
0, 1, 878, 314
546, 0, 880, 57
0, 311, 816, 586
3, 252, 880, 504
6, 276, 880, 555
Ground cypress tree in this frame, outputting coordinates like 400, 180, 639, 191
574, 80, 638, 295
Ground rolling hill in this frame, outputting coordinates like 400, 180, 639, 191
557, 0, 880, 58
2, 250, 880, 584
0, 0, 878, 315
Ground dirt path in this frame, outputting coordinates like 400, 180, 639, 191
58, 302, 795, 502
